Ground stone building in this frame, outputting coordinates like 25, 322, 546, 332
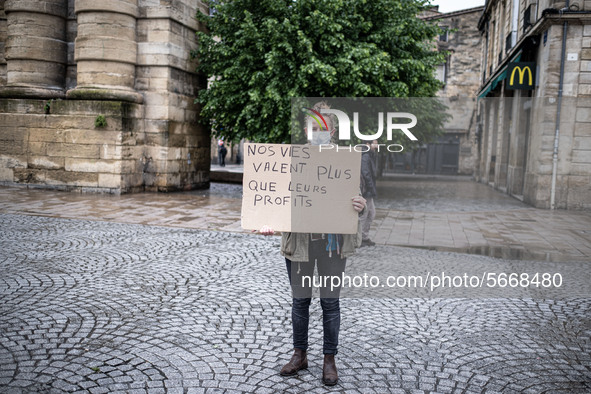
430, 6, 485, 175
477, 0, 591, 209
389, 6, 485, 175
0, 0, 210, 193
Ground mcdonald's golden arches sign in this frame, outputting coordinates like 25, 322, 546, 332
507, 62, 536, 90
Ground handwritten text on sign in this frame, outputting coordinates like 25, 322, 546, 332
241, 143, 361, 234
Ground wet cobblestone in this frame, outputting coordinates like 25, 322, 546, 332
375, 175, 526, 212
1, 213, 590, 392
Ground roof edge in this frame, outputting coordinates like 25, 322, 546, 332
424, 6, 485, 21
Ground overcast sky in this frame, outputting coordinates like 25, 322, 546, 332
428, 0, 486, 13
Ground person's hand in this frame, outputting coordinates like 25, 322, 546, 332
351, 196, 366, 212
255, 225, 275, 236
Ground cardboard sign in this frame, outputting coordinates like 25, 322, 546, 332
241, 143, 361, 234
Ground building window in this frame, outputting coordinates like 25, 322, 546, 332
435, 64, 446, 83
439, 28, 449, 42
523, 4, 536, 32
543, 29, 548, 46
505, 33, 513, 53
491, 20, 496, 67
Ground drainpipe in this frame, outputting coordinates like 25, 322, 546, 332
550, 0, 569, 210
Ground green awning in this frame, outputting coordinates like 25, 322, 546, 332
478, 51, 522, 99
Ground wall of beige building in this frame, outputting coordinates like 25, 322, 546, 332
0, 0, 210, 193
477, 0, 591, 210
432, 7, 485, 175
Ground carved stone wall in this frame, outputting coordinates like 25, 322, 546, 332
0, 0, 210, 193
2, 0, 68, 98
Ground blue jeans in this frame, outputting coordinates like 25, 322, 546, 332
285, 239, 347, 355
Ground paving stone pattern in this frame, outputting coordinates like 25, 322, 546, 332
1, 213, 590, 393
2, 178, 590, 262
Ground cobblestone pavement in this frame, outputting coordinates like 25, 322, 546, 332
371, 175, 591, 262
1, 213, 590, 393
0, 183, 244, 233
1, 175, 590, 262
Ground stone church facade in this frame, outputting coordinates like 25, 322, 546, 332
0, 0, 210, 193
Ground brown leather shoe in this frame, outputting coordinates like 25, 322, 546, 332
279, 348, 308, 376
322, 354, 338, 386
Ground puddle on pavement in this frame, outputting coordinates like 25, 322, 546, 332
1, 179, 588, 263
412, 244, 572, 262
376, 175, 529, 212
188, 182, 243, 200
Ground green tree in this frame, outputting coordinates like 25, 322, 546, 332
195, 0, 446, 143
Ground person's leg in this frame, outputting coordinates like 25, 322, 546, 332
320, 296, 340, 354
281, 258, 314, 376
361, 197, 376, 245
285, 258, 315, 350
315, 252, 346, 385
316, 255, 346, 354
360, 199, 370, 241
367, 197, 376, 228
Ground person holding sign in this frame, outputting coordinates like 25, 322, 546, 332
259, 102, 366, 386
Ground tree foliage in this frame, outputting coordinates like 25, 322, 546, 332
195, 0, 446, 143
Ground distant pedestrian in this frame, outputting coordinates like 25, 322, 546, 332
218, 142, 227, 167
360, 140, 378, 247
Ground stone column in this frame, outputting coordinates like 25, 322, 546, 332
0, 0, 68, 98
67, 0, 142, 103
0, 0, 7, 86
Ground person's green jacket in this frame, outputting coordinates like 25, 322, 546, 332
280, 220, 363, 262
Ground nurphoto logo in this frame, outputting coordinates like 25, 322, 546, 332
302, 106, 418, 153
